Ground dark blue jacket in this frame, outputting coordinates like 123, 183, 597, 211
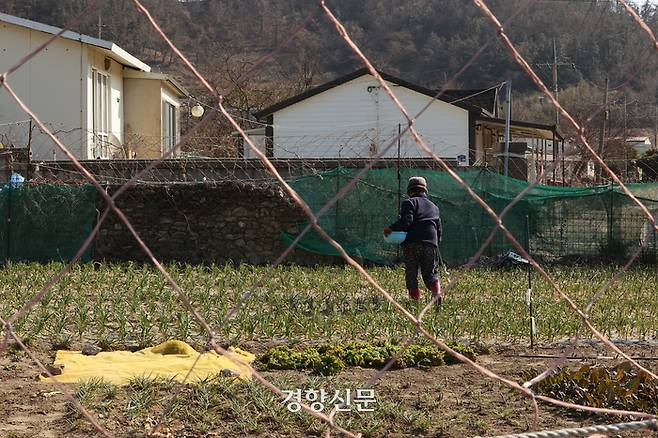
389, 193, 442, 247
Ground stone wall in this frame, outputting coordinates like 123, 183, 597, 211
93, 182, 337, 265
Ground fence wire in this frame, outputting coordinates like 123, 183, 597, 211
0, 1, 657, 437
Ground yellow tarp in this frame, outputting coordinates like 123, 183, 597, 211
40, 340, 255, 385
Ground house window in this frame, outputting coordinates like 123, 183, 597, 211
162, 100, 179, 153
91, 69, 110, 158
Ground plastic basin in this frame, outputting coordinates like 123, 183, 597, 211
384, 231, 407, 244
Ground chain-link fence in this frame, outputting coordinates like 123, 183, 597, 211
283, 167, 658, 265
0, 183, 97, 264
1, 0, 658, 437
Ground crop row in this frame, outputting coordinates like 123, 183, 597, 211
0, 262, 656, 350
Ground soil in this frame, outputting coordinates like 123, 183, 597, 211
1, 342, 657, 437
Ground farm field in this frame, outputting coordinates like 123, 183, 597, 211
1, 263, 658, 437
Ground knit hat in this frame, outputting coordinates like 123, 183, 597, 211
407, 176, 428, 192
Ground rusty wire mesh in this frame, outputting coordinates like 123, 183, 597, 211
0, 0, 658, 436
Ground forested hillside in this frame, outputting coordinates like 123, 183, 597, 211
1, 0, 657, 144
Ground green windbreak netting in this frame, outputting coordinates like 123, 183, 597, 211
282, 168, 658, 265
0, 184, 97, 263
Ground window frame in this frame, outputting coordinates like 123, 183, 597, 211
162, 99, 179, 154
91, 68, 111, 159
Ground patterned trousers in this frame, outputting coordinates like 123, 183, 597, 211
402, 242, 438, 290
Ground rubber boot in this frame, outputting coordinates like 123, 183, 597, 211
430, 280, 442, 306
408, 288, 421, 302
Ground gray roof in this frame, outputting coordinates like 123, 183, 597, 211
0, 12, 151, 72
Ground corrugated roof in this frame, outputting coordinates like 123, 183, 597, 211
442, 88, 498, 116
476, 115, 562, 141
0, 12, 151, 72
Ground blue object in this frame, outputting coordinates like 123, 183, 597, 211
384, 231, 407, 244
10, 172, 24, 188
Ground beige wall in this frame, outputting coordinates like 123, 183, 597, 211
0, 21, 130, 161
0, 21, 87, 160
123, 78, 162, 158
0, 20, 183, 161
124, 78, 182, 159
161, 83, 181, 156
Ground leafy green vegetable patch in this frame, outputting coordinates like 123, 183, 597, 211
256, 341, 476, 375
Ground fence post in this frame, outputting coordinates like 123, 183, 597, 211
654, 226, 657, 266
397, 123, 401, 262
335, 168, 341, 243
525, 213, 535, 349
608, 183, 614, 257
6, 180, 11, 264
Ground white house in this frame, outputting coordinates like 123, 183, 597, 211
249, 69, 560, 167
251, 69, 475, 164
0, 12, 187, 161
626, 136, 653, 157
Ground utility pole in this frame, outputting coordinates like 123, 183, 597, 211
504, 80, 512, 178
552, 39, 558, 183
552, 39, 559, 128
98, 11, 102, 39
597, 76, 609, 183
654, 103, 657, 151
623, 95, 627, 181
653, 103, 658, 150
397, 123, 401, 213
623, 95, 627, 142
534, 39, 573, 182
533, 39, 574, 129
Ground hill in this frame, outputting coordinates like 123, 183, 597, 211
1, 0, 657, 144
